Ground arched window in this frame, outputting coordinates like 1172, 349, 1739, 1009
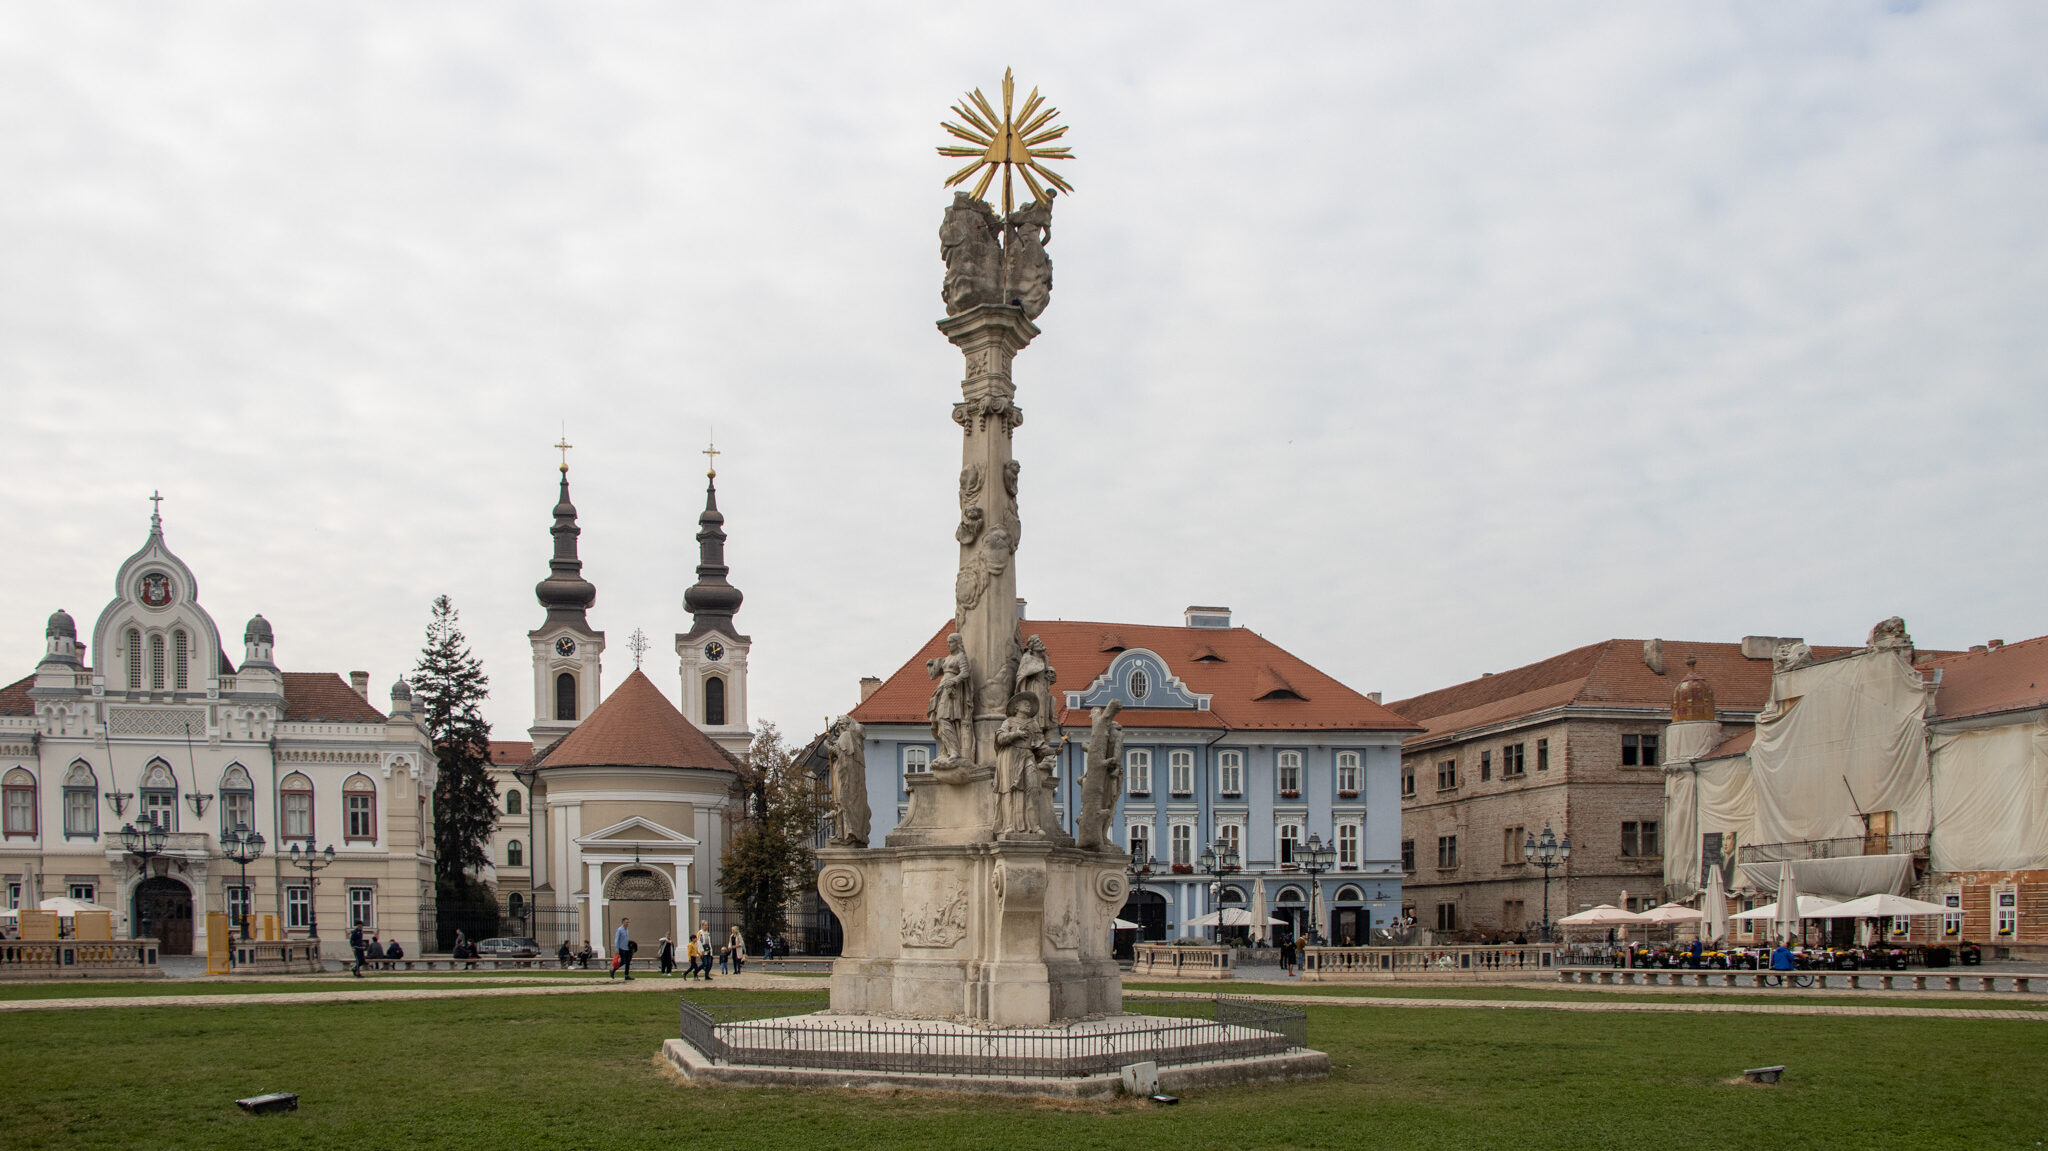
343, 774, 376, 842
281, 772, 314, 840
507, 839, 524, 867
508, 892, 525, 918
505, 788, 521, 816
1219, 885, 1246, 905
62, 761, 97, 839
149, 633, 166, 691
1276, 886, 1306, 905
141, 760, 177, 831
126, 628, 142, 690
554, 672, 577, 721
3, 768, 36, 838
172, 629, 189, 691
219, 764, 255, 838
1334, 885, 1365, 904
703, 676, 726, 726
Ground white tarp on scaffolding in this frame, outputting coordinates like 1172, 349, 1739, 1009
1929, 720, 2048, 872
1750, 650, 1931, 847
1738, 853, 1915, 899
1663, 753, 1758, 898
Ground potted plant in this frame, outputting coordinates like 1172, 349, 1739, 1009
1279, 789, 1301, 800
1170, 863, 1192, 875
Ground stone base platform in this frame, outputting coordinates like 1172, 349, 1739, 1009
664, 1009, 1328, 1099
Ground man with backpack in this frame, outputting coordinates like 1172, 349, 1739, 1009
348, 922, 368, 978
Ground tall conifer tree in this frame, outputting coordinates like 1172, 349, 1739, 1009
412, 595, 497, 888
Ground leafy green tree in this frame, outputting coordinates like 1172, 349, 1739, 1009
718, 724, 823, 950
412, 595, 498, 892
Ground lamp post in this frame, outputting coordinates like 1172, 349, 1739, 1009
222, 824, 267, 940
1126, 848, 1156, 943
1197, 838, 1241, 944
117, 815, 169, 940
286, 840, 336, 940
1523, 822, 1572, 943
1298, 832, 1338, 945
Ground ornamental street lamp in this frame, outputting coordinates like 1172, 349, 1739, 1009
1197, 838, 1241, 944
222, 824, 267, 940
1524, 822, 1572, 943
1126, 847, 1156, 943
1298, 832, 1339, 945
286, 840, 336, 939
117, 815, 169, 940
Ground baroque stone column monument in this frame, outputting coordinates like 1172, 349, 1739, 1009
814, 80, 1124, 1027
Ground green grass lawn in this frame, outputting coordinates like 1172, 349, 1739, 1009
1123, 980, 2048, 1011
0, 988, 2041, 1151
0, 979, 597, 1000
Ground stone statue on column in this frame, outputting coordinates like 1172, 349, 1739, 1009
1076, 700, 1124, 851
1015, 634, 1058, 742
1001, 193, 1055, 320
925, 633, 974, 767
995, 692, 1050, 837
940, 192, 1003, 314
826, 715, 871, 848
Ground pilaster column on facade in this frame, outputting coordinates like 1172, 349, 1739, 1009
935, 305, 1039, 766
587, 859, 604, 953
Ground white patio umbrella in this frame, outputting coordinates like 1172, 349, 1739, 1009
1638, 903, 1706, 924
1111, 917, 1141, 930
1776, 862, 1801, 944
1617, 889, 1631, 940
38, 896, 114, 916
1821, 894, 1951, 919
1249, 877, 1269, 943
1703, 864, 1728, 943
1556, 905, 1653, 927
1185, 907, 1285, 928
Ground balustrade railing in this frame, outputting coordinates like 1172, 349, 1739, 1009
1736, 833, 1930, 863
1302, 943, 1560, 979
1132, 943, 1233, 979
0, 938, 162, 978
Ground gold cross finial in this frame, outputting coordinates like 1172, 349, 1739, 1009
627, 628, 650, 670
554, 435, 573, 474
703, 440, 720, 479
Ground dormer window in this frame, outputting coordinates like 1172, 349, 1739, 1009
1128, 668, 1150, 702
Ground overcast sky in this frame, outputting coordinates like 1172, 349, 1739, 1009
4, 2, 2045, 740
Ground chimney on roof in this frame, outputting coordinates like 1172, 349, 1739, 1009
1643, 639, 1665, 675
1989, 639, 2005, 649
1185, 605, 1231, 629
350, 671, 370, 699
1016, 597, 1027, 621
859, 676, 882, 702
1971, 645, 1989, 653
1742, 636, 1803, 660
1367, 691, 1382, 704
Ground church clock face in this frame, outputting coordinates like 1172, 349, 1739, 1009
703, 640, 725, 662
554, 636, 576, 657
137, 571, 173, 609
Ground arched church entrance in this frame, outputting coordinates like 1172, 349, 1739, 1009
603, 866, 675, 959
134, 876, 194, 954
1116, 890, 1167, 958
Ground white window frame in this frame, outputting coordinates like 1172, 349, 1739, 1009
1217, 750, 1242, 797
1276, 821, 1303, 865
1276, 751, 1302, 797
1217, 821, 1243, 860
226, 884, 252, 927
1943, 890, 1963, 939
1127, 749, 1152, 797
1337, 821, 1360, 868
1126, 821, 1152, 865
68, 882, 95, 903
1169, 749, 1194, 796
286, 885, 312, 930
1336, 751, 1361, 796
903, 745, 930, 777
1170, 822, 1194, 868
348, 886, 375, 929
1996, 887, 2017, 937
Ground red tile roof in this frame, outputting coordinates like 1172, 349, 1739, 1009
537, 670, 738, 771
1926, 634, 2048, 721
1703, 727, 1756, 760
281, 672, 387, 723
850, 620, 1419, 732
0, 674, 33, 716
489, 741, 534, 766
1384, 639, 1857, 743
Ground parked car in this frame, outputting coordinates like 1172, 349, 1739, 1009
477, 937, 541, 959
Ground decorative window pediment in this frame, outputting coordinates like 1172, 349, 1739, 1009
1069, 649, 1210, 712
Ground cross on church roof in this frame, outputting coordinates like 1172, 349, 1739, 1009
149, 490, 163, 531
555, 435, 574, 474
627, 628, 650, 669
702, 440, 720, 479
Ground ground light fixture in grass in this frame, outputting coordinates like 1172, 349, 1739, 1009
0, 988, 2043, 1149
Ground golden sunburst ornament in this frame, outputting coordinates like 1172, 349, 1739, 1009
938, 69, 1075, 215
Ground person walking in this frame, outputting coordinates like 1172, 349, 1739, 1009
658, 936, 674, 976
696, 921, 714, 983
728, 926, 745, 975
349, 922, 368, 978
684, 934, 702, 978
612, 918, 633, 980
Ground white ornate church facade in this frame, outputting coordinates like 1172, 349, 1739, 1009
0, 507, 436, 957
489, 459, 749, 955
